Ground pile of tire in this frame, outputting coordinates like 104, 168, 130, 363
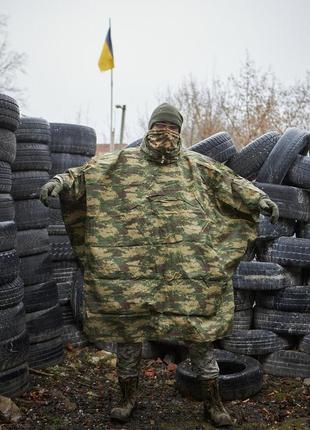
49, 123, 96, 347
218, 127, 310, 379
0, 94, 29, 396
12, 117, 64, 369
166, 129, 310, 401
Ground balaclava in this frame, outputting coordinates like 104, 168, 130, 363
141, 103, 183, 164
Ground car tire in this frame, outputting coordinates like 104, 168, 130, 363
15, 117, 51, 143
233, 261, 295, 291
28, 336, 64, 369
219, 329, 293, 355
0, 277, 24, 310
50, 123, 96, 156
189, 132, 237, 163
0, 94, 20, 132
11, 171, 49, 200
262, 350, 310, 378
13, 142, 51, 171
0, 129, 16, 163
15, 199, 49, 230
176, 349, 263, 401
256, 128, 310, 184
254, 306, 310, 335
0, 363, 29, 397
0, 221, 16, 252
227, 131, 280, 179
258, 236, 310, 268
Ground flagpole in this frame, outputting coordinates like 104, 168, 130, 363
109, 17, 114, 152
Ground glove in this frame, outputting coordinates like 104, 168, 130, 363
39, 177, 64, 207
259, 198, 279, 224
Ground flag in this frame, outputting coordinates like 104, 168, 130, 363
98, 27, 114, 72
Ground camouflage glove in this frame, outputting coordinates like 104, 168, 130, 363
259, 197, 279, 224
39, 176, 64, 207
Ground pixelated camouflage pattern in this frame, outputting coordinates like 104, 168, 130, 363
58, 139, 267, 344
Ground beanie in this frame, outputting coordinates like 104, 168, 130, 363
148, 103, 183, 130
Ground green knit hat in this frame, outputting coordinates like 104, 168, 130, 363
148, 103, 183, 131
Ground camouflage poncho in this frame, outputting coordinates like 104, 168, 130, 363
59, 139, 267, 344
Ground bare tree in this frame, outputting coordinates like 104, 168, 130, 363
148, 55, 310, 149
0, 15, 26, 100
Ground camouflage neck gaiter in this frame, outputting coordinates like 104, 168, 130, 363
140, 129, 182, 164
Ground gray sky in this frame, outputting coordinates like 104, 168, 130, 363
1, 0, 310, 143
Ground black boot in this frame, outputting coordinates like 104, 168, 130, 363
202, 378, 233, 427
110, 376, 138, 422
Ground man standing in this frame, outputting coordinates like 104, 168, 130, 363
40, 103, 278, 427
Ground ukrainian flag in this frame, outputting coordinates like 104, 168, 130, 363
98, 27, 114, 72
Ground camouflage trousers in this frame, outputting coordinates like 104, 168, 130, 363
116, 341, 219, 380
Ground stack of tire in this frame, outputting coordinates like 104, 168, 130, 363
12, 117, 64, 369
218, 127, 310, 379
168, 129, 310, 401
49, 123, 96, 347
0, 94, 29, 396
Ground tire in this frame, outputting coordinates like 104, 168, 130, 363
126, 138, 142, 148
262, 350, 310, 378
23, 280, 58, 312
0, 249, 19, 285
254, 183, 310, 221
258, 237, 310, 268
11, 171, 49, 200
0, 277, 24, 310
189, 132, 237, 163
13, 142, 51, 171
285, 154, 310, 189
233, 289, 254, 311
219, 329, 293, 355
0, 302, 25, 341
26, 304, 63, 343
15, 228, 50, 257
49, 234, 75, 261
0, 193, 14, 221
0, 161, 12, 193
15, 199, 49, 230
254, 306, 310, 335
50, 123, 97, 155
0, 129, 16, 163
232, 309, 253, 331
0, 363, 29, 398
176, 349, 263, 401
15, 117, 51, 143
299, 334, 310, 354
233, 261, 295, 291
48, 224, 67, 235
28, 336, 64, 369
48, 207, 64, 226
226, 132, 280, 179
0, 94, 20, 132
19, 251, 52, 286
256, 286, 310, 312
0, 330, 29, 372
0, 221, 16, 252
50, 152, 90, 177
257, 215, 295, 240
60, 303, 75, 325
256, 127, 310, 184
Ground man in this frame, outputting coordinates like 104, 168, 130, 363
40, 103, 278, 427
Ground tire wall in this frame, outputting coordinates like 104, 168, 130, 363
49, 123, 96, 348
12, 116, 64, 370
0, 94, 30, 397
220, 127, 310, 378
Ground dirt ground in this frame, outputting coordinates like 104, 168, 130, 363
0, 345, 309, 430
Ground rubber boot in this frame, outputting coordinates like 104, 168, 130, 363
110, 376, 138, 422
202, 378, 233, 427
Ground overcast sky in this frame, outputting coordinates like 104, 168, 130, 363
1, 0, 310, 143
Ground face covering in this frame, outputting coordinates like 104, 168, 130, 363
146, 129, 180, 152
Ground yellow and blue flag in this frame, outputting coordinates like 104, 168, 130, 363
98, 27, 114, 72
